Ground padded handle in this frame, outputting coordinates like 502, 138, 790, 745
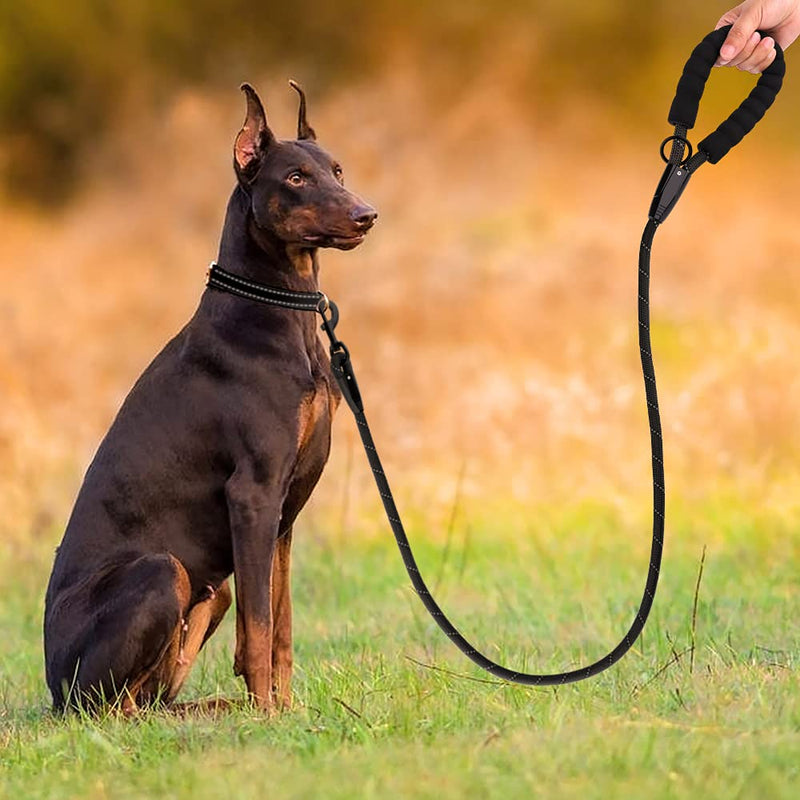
668, 25, 785, 164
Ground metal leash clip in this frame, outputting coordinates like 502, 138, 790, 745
317, 299, 363, 413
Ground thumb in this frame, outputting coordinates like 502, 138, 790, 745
718, 8, 762, 63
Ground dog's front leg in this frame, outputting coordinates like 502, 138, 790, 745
227, 476, 280, 712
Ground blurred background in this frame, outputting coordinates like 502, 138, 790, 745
2, 0, 800, 549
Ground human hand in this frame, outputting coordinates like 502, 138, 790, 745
715, 0, 800, 71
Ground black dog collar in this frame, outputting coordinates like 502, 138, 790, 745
206, 262, 329, 313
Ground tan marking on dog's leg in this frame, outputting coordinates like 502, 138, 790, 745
271, 530, 293, 710
234, 600, 246, 677
167, 581, 232, 700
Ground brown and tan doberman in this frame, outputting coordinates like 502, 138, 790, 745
43, 82, 376, 713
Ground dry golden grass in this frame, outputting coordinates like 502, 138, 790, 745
2, 66, 800, 546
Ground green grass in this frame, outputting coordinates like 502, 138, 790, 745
1, 499, 798, 799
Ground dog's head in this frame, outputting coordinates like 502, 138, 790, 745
233, 82, 376, 250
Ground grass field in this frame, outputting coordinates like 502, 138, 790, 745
1, 496, 798, 798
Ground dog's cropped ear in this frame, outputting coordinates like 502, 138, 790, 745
289, 80, 316, 142
234, 83, 275, 178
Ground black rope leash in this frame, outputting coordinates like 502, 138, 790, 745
312, 221, 662, 684
208, 27, 785, 685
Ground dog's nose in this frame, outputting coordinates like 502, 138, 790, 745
351, 205, 378, 228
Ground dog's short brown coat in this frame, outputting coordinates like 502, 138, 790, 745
43, 83, 376, 712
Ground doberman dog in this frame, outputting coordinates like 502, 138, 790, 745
43, 82, 377, 713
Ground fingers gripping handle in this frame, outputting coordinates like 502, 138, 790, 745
668, 25, 785, 164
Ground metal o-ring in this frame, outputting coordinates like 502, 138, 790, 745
659, 135, 693, 165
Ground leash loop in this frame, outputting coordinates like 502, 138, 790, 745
668, 24, 785, 164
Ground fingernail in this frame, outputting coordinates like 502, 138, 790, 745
720, 44, 735, 60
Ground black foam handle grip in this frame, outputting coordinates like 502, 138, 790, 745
668, 25, 785, 164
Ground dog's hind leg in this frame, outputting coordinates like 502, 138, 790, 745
47, 552, 193, 712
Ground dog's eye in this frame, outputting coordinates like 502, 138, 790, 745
333, 165, 343, 182
286, 172, 305, 187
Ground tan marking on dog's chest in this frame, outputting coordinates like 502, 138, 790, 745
296, 381, 332, 453
286, 244, 314, 279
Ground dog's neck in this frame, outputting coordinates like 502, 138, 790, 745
217, 185, 320, 292
212, 185, 322, 355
